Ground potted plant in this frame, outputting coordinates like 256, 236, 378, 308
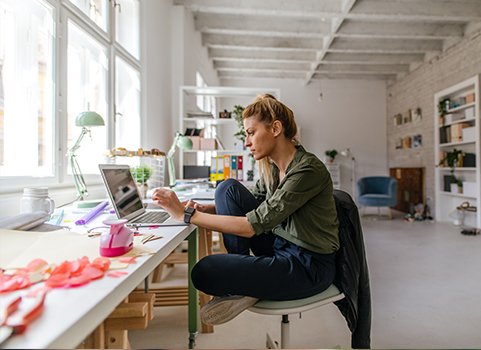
232, 105, 245, 149
325, 149, 338, 164
439, 148, 463, 192
131, 165, 152, 198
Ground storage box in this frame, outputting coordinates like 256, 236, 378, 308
462, 181, 477, 197
200, 138, 218, 150
465, 106, 475, 119
464, 153, 476, 167
465, 92, 475, 104
188, 136, 201, 150
462, 126, 476, 143
444, 113, 464, 124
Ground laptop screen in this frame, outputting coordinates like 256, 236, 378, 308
99, 165, 144, 218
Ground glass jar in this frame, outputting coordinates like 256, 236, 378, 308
20, 187, 55, 216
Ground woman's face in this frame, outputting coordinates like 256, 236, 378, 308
244, 116, 276, 160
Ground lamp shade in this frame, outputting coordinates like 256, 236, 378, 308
177, 135, 193, 150
75, 111, 105, 127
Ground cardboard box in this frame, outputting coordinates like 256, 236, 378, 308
462, 126, 476, 143
200, 138, 217, 150
465, 92, 475, 104
189, 136, 201, 150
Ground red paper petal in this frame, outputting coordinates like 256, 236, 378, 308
82, 266, 104, 280
91, 257, 111, 272
51, 261, 72, 277
46, 273, 69, 288
69, 260, 81, 276
118, 256, 136, 264
26, 259, 49, 272
67, 274, 91, 287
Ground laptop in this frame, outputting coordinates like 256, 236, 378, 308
99, 164, 187, 227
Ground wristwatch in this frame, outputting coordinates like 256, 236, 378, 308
184, 206, 196, 224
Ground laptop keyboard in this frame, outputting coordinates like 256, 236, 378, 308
130, 211, 169, 224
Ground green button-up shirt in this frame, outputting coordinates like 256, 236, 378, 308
246, 145, 339, 254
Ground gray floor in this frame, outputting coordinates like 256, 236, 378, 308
130, 214, 481, 349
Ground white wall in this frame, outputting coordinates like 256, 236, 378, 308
222, 78, 388, 197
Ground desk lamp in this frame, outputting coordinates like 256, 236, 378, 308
67, 111, 105, 200
167, 132, 193, 187
340, 148, 356, 198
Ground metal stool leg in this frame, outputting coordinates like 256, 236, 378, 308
281, 314, 290, 348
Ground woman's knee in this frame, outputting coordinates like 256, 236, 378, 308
215, 178, 240, 202
191, 255, 217, 291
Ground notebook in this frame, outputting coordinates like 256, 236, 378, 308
98, 164, 187, 227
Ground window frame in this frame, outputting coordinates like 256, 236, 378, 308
0, 0, 141, 193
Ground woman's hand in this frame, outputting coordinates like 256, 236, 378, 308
151, 188, 184, 221
183, 200, 216, 214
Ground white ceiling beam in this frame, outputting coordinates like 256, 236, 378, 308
323, 52, 424, 64
175, 0, 481, 21
329, 38, 443, 53
214, 60, 311, 71
218, 70, 306, 79
207, 44, 316, 52
351, 0, 481, 22
202, 33, 325, 50
337, 21, 465, 39
174, 0, 341, 18
312, 72, 395, 80
194, 13, 331, 37
304, 0, 358, 84
316, 63, 409, 74
208, 47, 316, 61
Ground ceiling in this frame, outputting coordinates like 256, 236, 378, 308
173, 0, 481, 85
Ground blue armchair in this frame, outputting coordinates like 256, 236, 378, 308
356, 176, 398, 218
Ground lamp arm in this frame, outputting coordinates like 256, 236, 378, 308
67, 127, 90, 200
167, 132, 181, 187
68, 127, 89, 156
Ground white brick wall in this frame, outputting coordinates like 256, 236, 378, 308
387, 30, 481, 216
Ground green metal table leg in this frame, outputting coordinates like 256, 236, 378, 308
188, 227, 198, 348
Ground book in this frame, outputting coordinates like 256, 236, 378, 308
237, 155, 243, 181
231, 155, 237, 180
223, 155, 231, 179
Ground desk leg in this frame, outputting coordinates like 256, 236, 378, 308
188, 227, 198, 349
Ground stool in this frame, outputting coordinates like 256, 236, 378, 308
248, 284, 344, 349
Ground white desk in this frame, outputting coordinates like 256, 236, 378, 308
1, 210, 200, 349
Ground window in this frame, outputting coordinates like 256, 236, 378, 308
196, 72, 216, 116
115, 56, 140, 149
0, 0, 140, 191
115, 0, 139, 59
67, 20, 108, 175
0, 0, 55, 176
68, 0, 108, 31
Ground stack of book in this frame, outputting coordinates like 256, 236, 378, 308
210, 155, 244, 182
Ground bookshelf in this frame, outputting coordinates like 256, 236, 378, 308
434, 75, 481, 228
178, 86, 280, 180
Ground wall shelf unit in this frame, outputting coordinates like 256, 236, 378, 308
178, 86, 280, 180
434, 74, 481, 228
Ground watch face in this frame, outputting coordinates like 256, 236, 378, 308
185, 206, 195, 214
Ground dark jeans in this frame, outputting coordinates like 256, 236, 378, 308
191, 178, 336, 301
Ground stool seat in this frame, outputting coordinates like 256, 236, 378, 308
249, 284, 344, 315
248, 285, 344, 348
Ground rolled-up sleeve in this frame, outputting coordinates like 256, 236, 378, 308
246, 165, 327, 235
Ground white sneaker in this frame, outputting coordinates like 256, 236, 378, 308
200, 295, 259, 325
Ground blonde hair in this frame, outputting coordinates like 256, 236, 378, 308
243, 94, 298, 189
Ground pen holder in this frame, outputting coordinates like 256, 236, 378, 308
100, 219, 134, 257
